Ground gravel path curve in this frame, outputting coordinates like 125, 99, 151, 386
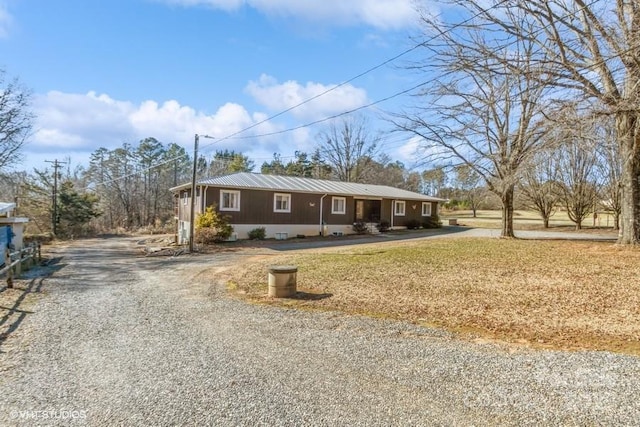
0, 236, 638, 426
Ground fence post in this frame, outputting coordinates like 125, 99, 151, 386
25, 245, 32, 269
15, 250, 22, 276
5, 248, 12, 288
37, 242, 41, 263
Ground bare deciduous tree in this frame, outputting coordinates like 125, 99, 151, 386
557, 140, 599, 230
519, 150, 562, 229
394, 11, 549, 237
595, 117, 623, 230
422, 168, 447, 197
0, 70, 33, 171
441, 0, 640, 243
454, 165, 485, 218
316, 116, 379, 183
545, 106, 601, 230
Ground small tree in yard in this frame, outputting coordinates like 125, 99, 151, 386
519, 150, 562, 229
557, 141, 599, 231
57, 181, 101, 238
547, 107, 600, 231
454, 165, 486, 218
195, 205, 233, 244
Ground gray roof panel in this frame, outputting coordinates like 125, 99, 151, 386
172, 173, 444, 202
0, 202, 16, 214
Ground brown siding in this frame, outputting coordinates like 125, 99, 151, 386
178, 189, 193, 222
381, 199, 392, 223
176, 187, 206, 223
389, 200, 438, 227
180, 187, 439, 227
205, 187, 333, 225
324, 196, 354, 225
428, 202, 437, 217
406, 200, 424, 225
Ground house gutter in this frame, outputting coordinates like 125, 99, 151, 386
391, 199, 395, 228
319, 194, 328, 236
202, 185, 209, 213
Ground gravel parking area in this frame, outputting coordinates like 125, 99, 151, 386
0, 236, 638, 426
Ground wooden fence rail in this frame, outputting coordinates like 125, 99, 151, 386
0, 243, 41, 288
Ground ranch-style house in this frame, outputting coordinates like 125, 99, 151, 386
170, 172, 444, 243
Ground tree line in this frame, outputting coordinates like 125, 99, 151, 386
0, 115, 430, 237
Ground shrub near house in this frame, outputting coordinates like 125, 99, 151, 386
195, 205, 233, 244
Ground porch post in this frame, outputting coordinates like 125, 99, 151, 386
319, 194, 327, 235
391, 200, 395, 228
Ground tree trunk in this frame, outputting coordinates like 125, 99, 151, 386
500, 185, 515, 238
543, 216, 549, 228
614, 213, 620, 231
617, 113, 640, 245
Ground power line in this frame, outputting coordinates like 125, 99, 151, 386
78, 0, 548, 190
196, 0, 514, 152
81, 0, 613, 190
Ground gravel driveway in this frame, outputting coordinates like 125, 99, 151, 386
0, 235, 638, 426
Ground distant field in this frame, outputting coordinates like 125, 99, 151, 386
439, 209, 618, 231
226, 237, 640, 355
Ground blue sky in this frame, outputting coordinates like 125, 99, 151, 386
0, 0, 441, 172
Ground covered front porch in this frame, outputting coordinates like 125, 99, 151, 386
354, 199, 382, 223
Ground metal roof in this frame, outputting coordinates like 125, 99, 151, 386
171, 173, 444, 202
0, 202, 16, 214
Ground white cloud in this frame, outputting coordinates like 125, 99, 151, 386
0, 3, 13, 38
33, 91, 136, 150
397, 136, 420, 161
128, 99, 253, 142
245, 74, 369, 120
26, 90, 322, 170
162, 0, 420, 30
29, 91, 259, 158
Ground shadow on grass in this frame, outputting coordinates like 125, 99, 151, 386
0, 258, 66, 354
219, 226, 471, 253
292, 292, 333, 301
0, 277, 46, 354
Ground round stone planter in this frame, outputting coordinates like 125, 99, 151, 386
268, 265, 298, 298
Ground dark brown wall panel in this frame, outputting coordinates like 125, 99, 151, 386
205, 187, 331, 225
197, 187, 438, 227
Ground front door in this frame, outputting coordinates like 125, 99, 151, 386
355, 200, 381, 222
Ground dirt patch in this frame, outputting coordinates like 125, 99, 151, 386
0, 263, 54, 374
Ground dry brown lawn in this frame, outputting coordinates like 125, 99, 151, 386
226, 238, 640, 355
440, 209, 619, 232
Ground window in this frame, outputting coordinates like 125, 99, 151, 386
183, 191, 189, 205
394, 200, 406, 216
332, 197, 346, 214
220, 190, 240, 211
274, 193, 291, 213
422, 202, 432, 216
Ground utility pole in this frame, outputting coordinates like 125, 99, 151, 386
188, 134, 215, 253
189, 135, 199, 253
45, 159, 67, 236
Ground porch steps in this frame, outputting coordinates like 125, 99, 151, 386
367, 223, 380, 234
